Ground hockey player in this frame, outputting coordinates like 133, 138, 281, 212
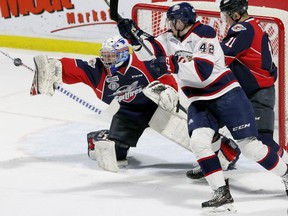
219, 0, 288, 162
118, 11, 242, 181
30, 35, 184, 172
186, 0, 288, 179
31, 35, 235, 173
117, 2, 288, 213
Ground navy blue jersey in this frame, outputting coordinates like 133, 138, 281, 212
221, 17, 277, 97
60, 53, 177, 120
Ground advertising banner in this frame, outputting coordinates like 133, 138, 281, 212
1, 0, 120, 42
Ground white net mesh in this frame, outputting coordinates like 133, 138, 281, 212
132, 1, 288, 150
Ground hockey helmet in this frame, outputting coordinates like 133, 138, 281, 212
100, 36, 130, 75
220, 0, 248, 16
167, 2, 197, 25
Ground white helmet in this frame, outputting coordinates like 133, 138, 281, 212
100, 36, 130, 75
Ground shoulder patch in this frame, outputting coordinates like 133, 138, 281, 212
231, 24, 247, 32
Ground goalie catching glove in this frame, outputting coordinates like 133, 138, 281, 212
143, 80, 179, 112
30, 54, 62, 96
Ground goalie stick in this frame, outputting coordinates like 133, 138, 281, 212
0, 49, 110, 115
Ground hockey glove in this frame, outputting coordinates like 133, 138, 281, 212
31, 55, 62, 96
117, 18, 143, 46
150, 55, 179, 76
143, 80, 179, 112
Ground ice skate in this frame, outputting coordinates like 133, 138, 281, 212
202, 180, 236, 215
186, 165, 204, 179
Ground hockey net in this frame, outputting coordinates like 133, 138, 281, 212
132, 1, 288, 151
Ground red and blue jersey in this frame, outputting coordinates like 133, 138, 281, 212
221, 17, 277, 98
60, 53, 177, 120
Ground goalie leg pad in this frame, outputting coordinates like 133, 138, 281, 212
87, 130, 118, 172
87, 130, 129, 172
149, 107, 190, 150
94, 139, 119, 172
87, 130, 109, 160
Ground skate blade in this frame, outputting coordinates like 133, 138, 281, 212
202, 203, 237, 215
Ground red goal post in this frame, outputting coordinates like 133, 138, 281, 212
132, 2, 288, 151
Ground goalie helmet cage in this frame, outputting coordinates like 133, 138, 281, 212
132, 1, 288, 151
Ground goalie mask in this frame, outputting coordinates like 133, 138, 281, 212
100, 36, 130, 76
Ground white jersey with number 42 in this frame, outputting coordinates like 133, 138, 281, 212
137, 21, 240, 104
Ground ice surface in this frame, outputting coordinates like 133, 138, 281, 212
0, 48, 287, 216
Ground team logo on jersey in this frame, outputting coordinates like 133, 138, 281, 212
108, 82, 120, 91
231, 24, 247, 32
109, 81, 143, 103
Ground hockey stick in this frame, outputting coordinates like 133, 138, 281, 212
104, 0, 120, 22
103, 0, 152, 38
0, 49, 106, 115
104, 0, 155, 58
